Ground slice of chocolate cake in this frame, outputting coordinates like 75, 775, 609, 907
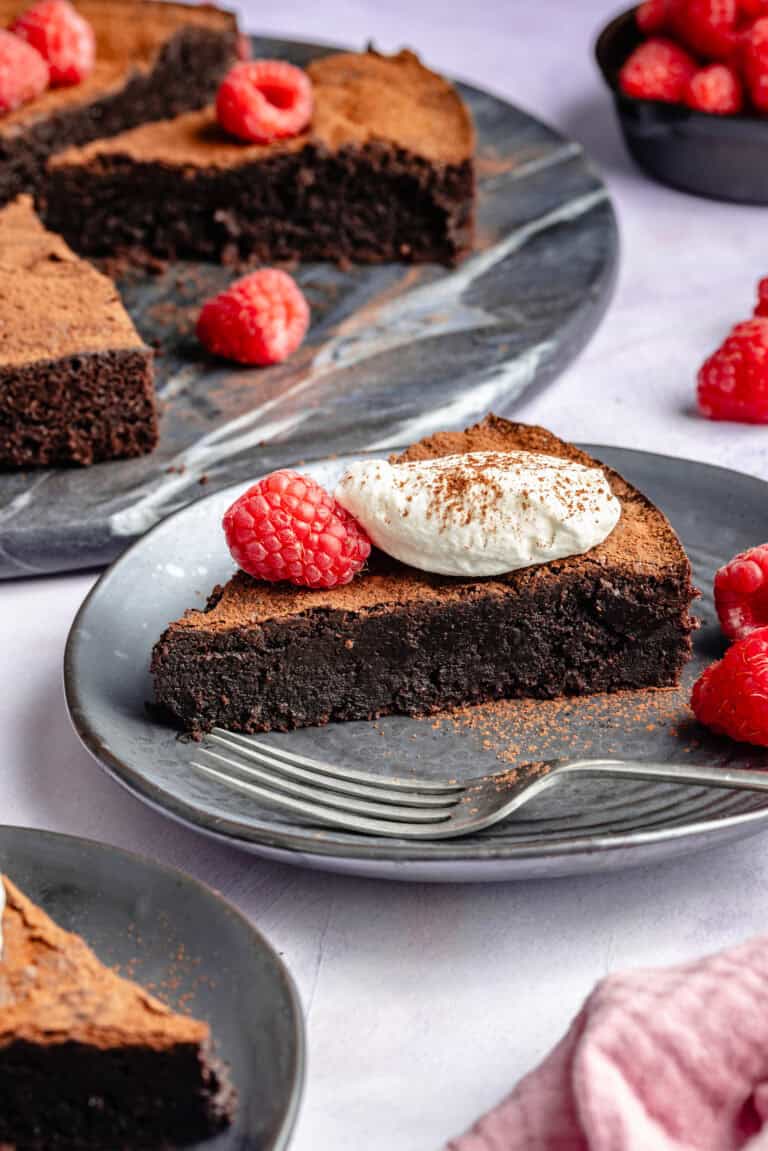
0, 195, 156, 468
0, 875, 235, 1149
0, 0, 238, 205
44, 49, 475, 265
151, 416, 698, 734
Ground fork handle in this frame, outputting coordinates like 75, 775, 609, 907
559, 759, 768, 792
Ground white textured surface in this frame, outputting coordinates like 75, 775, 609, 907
4, 2, 768, 1148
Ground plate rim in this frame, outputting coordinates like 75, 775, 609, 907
0, 823, 306, 1149
63, 442, 768, 869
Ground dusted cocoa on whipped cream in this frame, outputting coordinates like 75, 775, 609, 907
335, 450, 621, 577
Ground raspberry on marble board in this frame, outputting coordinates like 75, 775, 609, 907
197, 269, 310, 367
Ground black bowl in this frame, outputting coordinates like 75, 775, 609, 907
597, 6, 768, 203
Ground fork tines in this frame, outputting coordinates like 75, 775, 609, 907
189, 727, 464, 834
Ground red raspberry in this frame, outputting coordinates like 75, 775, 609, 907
0, 29, 49, 113
637, 0, 671, 32
223, 470, 372, 588
755, 277, 768, 317
685, 62, 744, 111
197, 269, 310, 367
715, 545, 768, 640
743, 18, 768, 110
619, 38, 697, 102
12, 0, 95, 87
740, 0, 768, 17
691, 628, 768, 746
697, 319, 768, 422
674, 0, 740, 59
216, 59, 312, 144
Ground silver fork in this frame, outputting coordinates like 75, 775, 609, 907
189, 729, 768, 840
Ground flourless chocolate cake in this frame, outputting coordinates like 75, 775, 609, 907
0, 196, 156, 468
151, 416, 698, 733
0, 0, 238, 205
0, 875, 235, 1149
44, 49, 475, 265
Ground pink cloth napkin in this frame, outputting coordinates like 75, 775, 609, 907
446, 936, 768, 1151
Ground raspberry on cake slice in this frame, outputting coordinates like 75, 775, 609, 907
216, 59, 313, 143
11, 0, 95, 86
0, 27, 49, 113
223, 469, 371, 588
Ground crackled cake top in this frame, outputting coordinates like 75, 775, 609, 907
0, 876, 207, 1050
0, 196, 145, 367
0, 0, 236, 136
50, 49, 475, 170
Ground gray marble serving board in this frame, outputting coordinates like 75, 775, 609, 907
0, 37, 618, 579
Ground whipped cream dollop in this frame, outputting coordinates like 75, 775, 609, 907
335, 450, 621, 577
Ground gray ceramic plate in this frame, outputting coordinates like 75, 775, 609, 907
0, 35, 618, 579
64, 446, 768, 883
0, 825, 304, 1148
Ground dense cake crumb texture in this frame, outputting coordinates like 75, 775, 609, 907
0, 195, 157, 467
42, 48, 476, 265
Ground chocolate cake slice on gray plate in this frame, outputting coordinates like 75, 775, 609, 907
43, 48, 476, 265
0, 875, 235, 1149
151, 416, 698, 734
0, 0, 238, 205
0, 196, 156, 468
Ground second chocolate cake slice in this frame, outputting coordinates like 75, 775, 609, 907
151, 416, 698, 733
0, 875, 235, 1149
0, 196, 156, 469
44, 49, 475, 266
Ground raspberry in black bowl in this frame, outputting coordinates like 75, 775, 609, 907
596, 2, 768, 202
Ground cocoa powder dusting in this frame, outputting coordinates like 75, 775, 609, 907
429, 682, 699, 766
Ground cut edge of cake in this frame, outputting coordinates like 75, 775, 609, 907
42, 48, 476, 266
0, 195, 157, 469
